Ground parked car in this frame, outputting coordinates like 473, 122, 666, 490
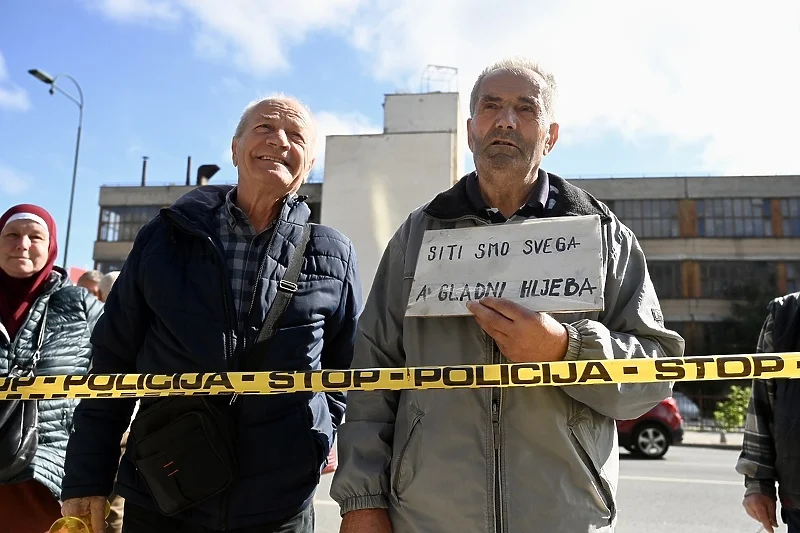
671, 390, 701, 421
616, 395, 684, 458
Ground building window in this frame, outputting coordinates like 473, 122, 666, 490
781, 198, 800, 237
699, 261, 776, 299
611, 199, 679, 238
649, 261, 682, 299
94, 261, 126, 274
99, 206, 160, 242
696, 198, 772, 237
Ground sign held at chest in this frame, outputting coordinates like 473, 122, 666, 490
405, 215, 604, 317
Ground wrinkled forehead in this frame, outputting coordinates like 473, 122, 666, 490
479, 69, 544, 101
250, 100, 315, 132
1, 218, 48, 236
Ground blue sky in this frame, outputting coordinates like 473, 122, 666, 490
1, 0, 798, 269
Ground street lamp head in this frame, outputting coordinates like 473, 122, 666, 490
28, 68, 55, 85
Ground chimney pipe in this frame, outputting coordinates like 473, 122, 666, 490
197, 164, 221, 186
186, 156, 192, 186
141, 156, 148, 186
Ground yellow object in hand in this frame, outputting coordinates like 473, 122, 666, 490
49, 500, 111, 533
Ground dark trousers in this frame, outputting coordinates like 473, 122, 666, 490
121, 501, 314, 533
785, 508, 800, 533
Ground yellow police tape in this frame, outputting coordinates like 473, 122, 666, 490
1, 353, 800, 400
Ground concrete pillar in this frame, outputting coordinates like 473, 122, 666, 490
320, 92, 464, 297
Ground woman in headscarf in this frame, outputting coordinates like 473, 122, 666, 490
0, 204, 102, 532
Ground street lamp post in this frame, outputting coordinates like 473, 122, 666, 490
28, 68, 84, 269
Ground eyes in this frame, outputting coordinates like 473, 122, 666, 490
255, 123, 306, 144
2, 232, 45, 242
481, 101, 538, 115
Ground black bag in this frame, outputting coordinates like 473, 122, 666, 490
131, 395, 237, 515
131, 223, 311, 515
0, 305, 47, 481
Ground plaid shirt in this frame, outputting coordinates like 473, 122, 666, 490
735, 311, 779, 500
216, 187, 276, 346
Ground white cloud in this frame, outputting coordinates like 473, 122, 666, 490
313, 111, 381, 173
345, 0, 800, 175
86, 0, 800, 175
82, 0, 180, 22
88, 0, 366, 73
0, 52, 30, 112
0, 162, 32, 196
181, 0, 367, 73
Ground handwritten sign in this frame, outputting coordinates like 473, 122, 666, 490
405, 215, 604, 317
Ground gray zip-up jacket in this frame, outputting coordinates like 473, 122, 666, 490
330, 171, 685, 533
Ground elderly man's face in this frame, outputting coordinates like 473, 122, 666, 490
231, 99, 315, 194
467, 70, 557, 178
0, 220, 49, 279
77, 278, 101, 299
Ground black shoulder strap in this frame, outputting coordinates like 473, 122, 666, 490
245, 223, 311, 368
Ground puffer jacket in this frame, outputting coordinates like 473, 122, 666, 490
0, 267, 102, 500
330, 171, 686, 533
62, 186, 361, 529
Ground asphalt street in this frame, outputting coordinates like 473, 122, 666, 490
312, 446, 772, 533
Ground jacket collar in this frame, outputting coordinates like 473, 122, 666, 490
162, 184, 310, 236
424, 169, 611, 223
465, 168, 551, 221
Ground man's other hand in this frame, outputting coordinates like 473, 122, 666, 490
339, 508, 392, 533
743, 493, 779, 533
61, 496, 107, 533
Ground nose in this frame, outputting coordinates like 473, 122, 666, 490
494, 107, 518, 130
266, 128, 290, 149
14, 236, 30, 251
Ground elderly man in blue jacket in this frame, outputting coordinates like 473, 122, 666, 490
60, 94, 362, 533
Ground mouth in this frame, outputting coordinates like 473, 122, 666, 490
257, 155, 289, 166
490, 139, 518, 148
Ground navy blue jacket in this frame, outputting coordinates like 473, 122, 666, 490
61, 186, 362, 529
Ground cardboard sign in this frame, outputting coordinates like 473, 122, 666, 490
405, 215, 604, 317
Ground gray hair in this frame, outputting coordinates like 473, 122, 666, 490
233, 93, 316, 140
77, 270, 103, 285
99, 271, 121, 301
469, 57, 558, 122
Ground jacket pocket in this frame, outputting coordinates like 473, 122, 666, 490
391, 404, 424, 498
568, 422, 615, 521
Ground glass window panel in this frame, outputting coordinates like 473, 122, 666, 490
741, 199, 752, 217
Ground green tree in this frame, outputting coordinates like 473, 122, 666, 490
713, 385, 751, 441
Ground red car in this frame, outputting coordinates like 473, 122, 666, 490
616, 396, 684, 458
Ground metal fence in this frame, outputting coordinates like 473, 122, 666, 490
672, 392, 745, 432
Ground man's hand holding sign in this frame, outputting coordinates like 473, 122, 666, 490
466, 297, 569, 363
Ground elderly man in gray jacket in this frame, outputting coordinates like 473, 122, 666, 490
330, 57, 685, 533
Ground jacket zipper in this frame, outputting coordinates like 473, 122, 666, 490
163, 213, 236, 532
490, 339, 504, 533
241, 222, 279, 356
162, 213, 236, 363
6, 280, 58, 366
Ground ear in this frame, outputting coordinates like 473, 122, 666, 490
543, 123, 559, 156
467, 118, 474, 152
231, 137, 239, 167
